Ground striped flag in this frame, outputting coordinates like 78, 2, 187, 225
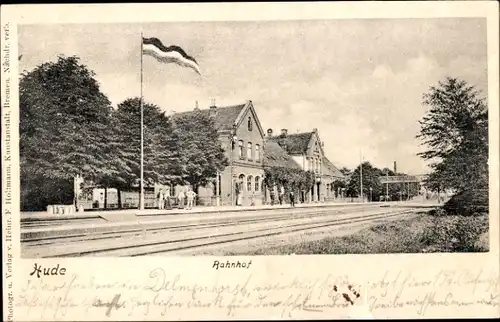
142, 37, 201, 75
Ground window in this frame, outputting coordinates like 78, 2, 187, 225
238, 174, 245, 192
255, 176, 260, 192
248, 117, 253, 131
238, 140, 243, 158
247, 175, 253, 192
255, 144, 260, 162
247, 142, 252, 160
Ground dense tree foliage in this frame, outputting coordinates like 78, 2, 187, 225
112, 97, 183, 187
339, 164, 419, 201
20, 56, 228, 210
171, 109, 229, 192
20, 56, 115, 210
417, 77, 488, 215
263, 166, 315, 192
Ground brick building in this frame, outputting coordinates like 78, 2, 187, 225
173, 100, 266, 206
266, 128, 344, 202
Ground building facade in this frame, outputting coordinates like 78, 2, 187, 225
175, 100, 266, 206
266, 128, 344, 202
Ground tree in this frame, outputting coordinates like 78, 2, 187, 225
172, 109, 228, 193
417, 77, 488, 214
112, 98, 183, 192
346, 161, 384, 201
331, 179, 345, 198
264, 167, 314, 192
20, 55, 114, 210
339, 167, 352, 177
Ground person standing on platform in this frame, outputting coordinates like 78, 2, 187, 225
289, 191, 295, 207
279, 186, 285, 205
185, 187, 197, 210
158, 189, 164, 210
178, 189, 185, 209
164, 187, 171, 209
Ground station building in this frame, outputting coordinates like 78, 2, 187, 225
172, 100, 266, 206
76, 100, 345, 209
266, 128, 344, 202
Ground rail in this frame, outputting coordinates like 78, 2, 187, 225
21, 204, 427, 258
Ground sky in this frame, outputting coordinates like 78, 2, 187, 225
18, 18, 488, 174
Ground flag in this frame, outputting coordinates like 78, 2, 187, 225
142, 37, 201, 75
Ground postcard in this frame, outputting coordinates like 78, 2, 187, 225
2, 1, 499, 320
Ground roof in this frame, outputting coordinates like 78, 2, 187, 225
263, 139, 302, 169
171, 103, 246, 131
322, 156, 344, 179
268, 132, 313, 154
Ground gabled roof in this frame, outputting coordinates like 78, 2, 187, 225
263, 139, 302, 169
268, 132, 313, 154
322, 156, 344, 179
234, 101, 265, 138
171, 103, 246, 132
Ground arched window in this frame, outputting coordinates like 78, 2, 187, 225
238, 140, 244, 158
255, 176, 260, 192
255, 144, 260, 162
238, 174, 245, 192
248, 117, 253, 131
247, 142, 252, 160
247, 175, 253, 192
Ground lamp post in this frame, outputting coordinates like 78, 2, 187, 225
315, 177, 321, 203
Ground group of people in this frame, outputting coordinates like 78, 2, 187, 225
157, 186, 197, 210
269, 186, 296, 207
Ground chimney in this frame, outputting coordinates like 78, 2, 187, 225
267, 128, 273, 137
195, 101, 199, 110
393, 161, 397, 173
281, 128, 288, 137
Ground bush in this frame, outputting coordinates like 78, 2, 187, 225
21, 177, 74, 211
443, 189, 488, 216
421, 215, 489, 252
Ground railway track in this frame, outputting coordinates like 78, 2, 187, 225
21, 204, 377, 228
22, 206, 419, 258
21, 204, 378, 243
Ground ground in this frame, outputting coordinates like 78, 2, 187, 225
226, 212, 489, 256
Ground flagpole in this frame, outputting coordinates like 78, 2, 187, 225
139, 32, 145, 211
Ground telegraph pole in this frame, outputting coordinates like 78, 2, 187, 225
385, 168, 389, 202
359, 152, 363, 203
